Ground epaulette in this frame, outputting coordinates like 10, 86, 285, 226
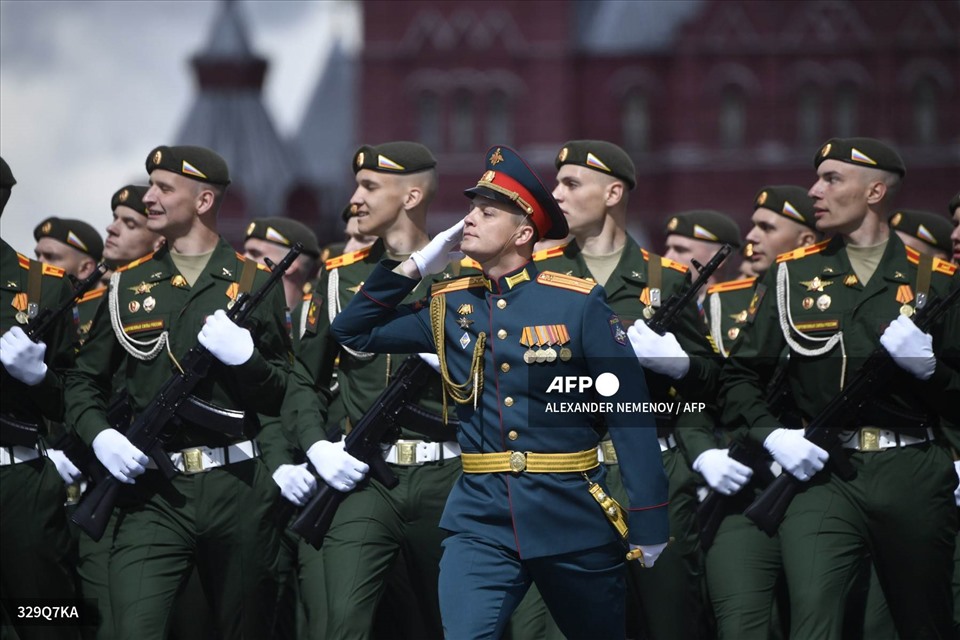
16, 254, 30, 270
431, 275, 490, 296
707, 277, 757, 295
78, 288, 106, 304
532, 242, 570, 262
235, 253, 269, 271
536, 271, 597, 295
640, 249, 688, 273
460, 256, 482, 270
302, 291, 313, 302
776, 239, 830, 263
325, 247, 372, 271
117, 252, 156, 273
904, 246, 957, 276
16, 253, 65, 277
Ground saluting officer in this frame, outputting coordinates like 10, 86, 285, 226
888, 208, 954, 261
721, 137, 960, 639
688, 185, 819, 639
0, 156, 79, 640
330, 145, 670, 640
65, 145, 292, 639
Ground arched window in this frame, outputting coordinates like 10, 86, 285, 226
912, 78, 937, 145
719, 85, 746, 149
418, 91, 441, 151
486, 90, 512, 146
797, 84, 821, 146
834, 83, 858, 138
622, 89, 649, 152
451, 90, 475, 152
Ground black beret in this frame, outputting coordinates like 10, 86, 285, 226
555, 140, 636, 190
353, 142, 436, 175
0, 156, 14, 189
814, 137, 905, 177
34, 216, 104, 261
245, 217, 320, 258
753, 185, 817, 230
146, 145, 230, 186
464, 145, 568, 240
341, 203, 358, 224
948, 192, 959, 215
889, 209, 952, 253
664, 210, 741, 249
111, 185, 149, 216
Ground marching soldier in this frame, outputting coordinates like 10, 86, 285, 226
888, 208, 953, 261
34, 216, 104, 284
950, 193, 959, 266
65, 145, 292, 639
0, 156, 79, 640
330, 144, 670, 640
663, 209, 742, 295
689, 185, 819, 639
721, 137, 960, 639
282, 141, 464, 640
243, 216, 321, 310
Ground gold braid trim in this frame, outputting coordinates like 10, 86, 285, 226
430, 294, 486, 421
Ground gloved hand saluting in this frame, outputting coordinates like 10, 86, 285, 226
198, 309, 254, 366
763, 428, 828, 482
693, 448, 753, 496
879, 315, 936, 380
306, 439, 370, 493
272, 463, 318, 506
410, 220, 465, 278
92, 428, 148, 484
626, 320, 690, 380
0, 326, 48, 386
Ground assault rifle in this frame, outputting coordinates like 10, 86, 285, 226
646, 244, 732, 335
291, 356, 435, 549
0, 263, 108, 448
71, 245, 302, 541
744, 285, 960, 536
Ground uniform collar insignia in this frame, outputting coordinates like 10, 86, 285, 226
504, 268, 531, 290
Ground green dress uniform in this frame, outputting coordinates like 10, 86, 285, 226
511, 236, 717, 640
721, 234, 960, 639
65, 239, 292, 639
1, 239, 78, 640
283, 240, 470, 640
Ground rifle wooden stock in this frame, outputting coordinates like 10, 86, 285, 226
744, 286, 959, 536
71, 245, 302, 541
291, 356, 435, 549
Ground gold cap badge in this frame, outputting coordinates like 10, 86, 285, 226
119, 189, 129, 202
558, 147, 568, 162
153, 150, 162, 165
666, 217, 679, 232
757, 191, 768, 206
489, 148, 505, 166
821, 143, 831, 158
356, 152, 364, 168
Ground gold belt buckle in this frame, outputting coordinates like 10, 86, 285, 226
397, 441, 417, 466
509, 451, 527, 473
859, 428, 881, 452
182, 448, 205, 474
600, 440, 619, 465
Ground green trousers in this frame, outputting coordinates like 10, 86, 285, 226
310, 460, 459, 640
1, 459, 78, 640
108, 459, 280, 639
778, 444, 957, 639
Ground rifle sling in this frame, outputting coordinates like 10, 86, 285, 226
27, 259, 43, 318
647, 252, 662, 308
916, 253, 933, 308
238, 257, 259, 297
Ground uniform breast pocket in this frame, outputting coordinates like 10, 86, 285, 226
790, 314, 841, 338
120, 313, 168, 342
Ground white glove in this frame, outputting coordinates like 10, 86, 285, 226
629, 542, 669, 568
92, 428, 148, 484
693, 448, 753, 495
418, 352, 441, 373
879, 315, 936, 380
198, 309, 254, 366
306, 439, 369, 493
0, 326, 48, 386
47, 449, 83, 485
272, 463, 318, 506
763, 428, 828, 482
411, 220, 465, 277
953, 460, 959, 507
626, 320, 690, 380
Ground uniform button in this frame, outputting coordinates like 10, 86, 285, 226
497, 329, 507, 339
504, 397, 514, 407
508, 430, 519, 441
500, 362, 510, 373
496, 299, 507, 309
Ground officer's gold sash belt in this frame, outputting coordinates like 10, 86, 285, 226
461, 449, 598, 473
